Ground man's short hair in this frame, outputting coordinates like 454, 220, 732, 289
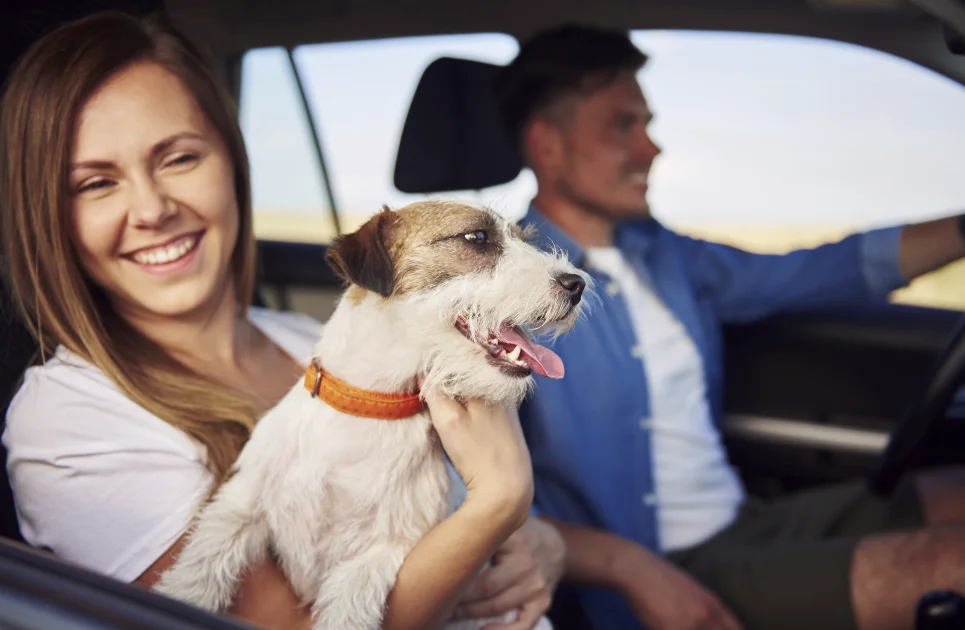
494, 24, 648, 155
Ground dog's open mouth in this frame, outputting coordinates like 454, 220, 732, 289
455, 316, 565, 379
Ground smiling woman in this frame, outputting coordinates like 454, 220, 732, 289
1, 13, 259, 483
0, 10, 546, 630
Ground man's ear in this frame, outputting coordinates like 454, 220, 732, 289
525, 118, 564, 173
326, 207, 398, 297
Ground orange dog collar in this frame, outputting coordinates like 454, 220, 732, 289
303, 359, 425, 420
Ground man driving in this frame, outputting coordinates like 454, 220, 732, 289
495, 24, 965, 630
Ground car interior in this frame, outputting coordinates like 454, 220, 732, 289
3, 0, 965, 628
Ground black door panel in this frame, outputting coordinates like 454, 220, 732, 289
255, 241, 344, 320
721, 302, 964, 496
257, 241, 339, 289
0, 538, 250, 630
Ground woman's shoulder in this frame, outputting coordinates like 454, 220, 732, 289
3, 347, 198, 457
247, 306, 324, 363
3, 353, 210, 583
7, 348, 122, 423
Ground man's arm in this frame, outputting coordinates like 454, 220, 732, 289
898, 215, 965, 280
674, 212, 965, 324
541, 517, 635, 591
543, 518, 743, 630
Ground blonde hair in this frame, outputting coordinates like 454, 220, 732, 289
0, 11, 259, 480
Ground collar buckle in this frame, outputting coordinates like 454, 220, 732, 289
310, 358, 323, 398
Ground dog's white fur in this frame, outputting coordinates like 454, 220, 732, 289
154, 202, 589, 630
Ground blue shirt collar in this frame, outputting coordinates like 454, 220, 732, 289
520, 202, 662, 268
520, 203, 588, 268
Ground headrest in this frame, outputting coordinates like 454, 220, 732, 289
394, 57, 522, 194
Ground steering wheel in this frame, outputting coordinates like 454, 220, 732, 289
869, 314, 965, 496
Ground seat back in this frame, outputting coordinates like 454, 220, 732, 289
0, 281, 36, 543
393, 56, 521, 194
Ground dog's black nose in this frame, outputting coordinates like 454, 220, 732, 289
557, 273, 586, 305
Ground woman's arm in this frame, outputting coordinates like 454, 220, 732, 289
382, 495, 526, 629
381, 392, 534, 629
136, 536, 314, 630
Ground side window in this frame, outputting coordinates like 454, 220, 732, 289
239, 48, 334, 242
631, 30, 965, 310
239, 34, 533, 244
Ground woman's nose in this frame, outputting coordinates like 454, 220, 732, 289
128, 178, 176, 228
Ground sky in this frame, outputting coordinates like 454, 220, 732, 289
237, 29, 965, 234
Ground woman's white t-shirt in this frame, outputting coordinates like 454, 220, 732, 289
2, 307, 323, 582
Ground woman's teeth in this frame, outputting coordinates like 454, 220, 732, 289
132, 236, 196, 265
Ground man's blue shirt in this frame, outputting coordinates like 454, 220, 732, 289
517, 204, 907, 629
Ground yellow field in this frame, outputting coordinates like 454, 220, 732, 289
253, 211, 965, 312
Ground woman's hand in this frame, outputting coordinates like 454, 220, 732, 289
451, 517, 565, 629
380, 393, 537, 629
423, 391, 534, 532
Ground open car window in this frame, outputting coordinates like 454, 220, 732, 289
240, 47, 336, 242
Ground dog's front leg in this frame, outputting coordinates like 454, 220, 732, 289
155, 474, 268, 611
310, 542, 409, 630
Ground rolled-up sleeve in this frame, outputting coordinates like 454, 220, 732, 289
674, 225, 911, 324
859, 225, 908, 297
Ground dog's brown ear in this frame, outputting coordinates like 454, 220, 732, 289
326, 208, 398, 297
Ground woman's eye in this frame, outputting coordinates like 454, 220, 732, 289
165, 153, 198, 168
77, 179, 114, 194
463, 230, 489, 244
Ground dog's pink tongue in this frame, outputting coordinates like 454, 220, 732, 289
498, 326, 565, 379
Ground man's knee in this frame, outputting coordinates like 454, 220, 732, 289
852, 527, 965, 630
915, 465, 965, 526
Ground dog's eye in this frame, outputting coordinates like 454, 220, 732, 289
463, 230, 489, 244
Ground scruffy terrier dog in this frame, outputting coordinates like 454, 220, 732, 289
155, 201, 589, 630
